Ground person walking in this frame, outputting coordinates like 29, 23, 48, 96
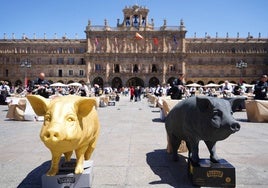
254, 74, 268, 100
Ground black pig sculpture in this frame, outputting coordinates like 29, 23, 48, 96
165, 96, 240, 166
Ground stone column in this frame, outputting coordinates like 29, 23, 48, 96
181, 60, 186, 82
162, 61, 167, 85
86, 61, 91, 84
162, 36, 167, 52
106, 36, 111, 52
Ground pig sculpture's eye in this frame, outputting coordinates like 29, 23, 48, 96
67, 116, 75, 122
213, 110, 222, 117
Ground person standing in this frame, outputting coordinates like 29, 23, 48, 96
130, 86, 135, 101
168, 74, 185, 99
79, 82, 89, 97
32, 72, 51, 98
154, 84, 163, 97
221, 80, 233, 97
254, 74, 268, 100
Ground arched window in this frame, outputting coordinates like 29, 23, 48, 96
142, 17, 146, 26
133, 64, 139, 73
126, 17, 130, 26
152, 64, 157, 73
133, 15, 139, 27
114, 64, 120, 73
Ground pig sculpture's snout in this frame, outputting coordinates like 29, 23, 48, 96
43, 128, 62, 142
230, 122, 240, 132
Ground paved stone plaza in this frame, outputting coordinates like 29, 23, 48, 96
0, 95, 267, 188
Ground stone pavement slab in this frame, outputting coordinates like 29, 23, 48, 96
0, 95, 267, 188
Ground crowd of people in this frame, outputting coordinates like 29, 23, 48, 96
0, 73, 267, 105
148, 74, 268, 101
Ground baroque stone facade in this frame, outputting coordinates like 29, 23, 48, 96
0, 5, 268, 88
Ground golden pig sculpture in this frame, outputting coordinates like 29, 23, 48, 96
27, 95, 100, 176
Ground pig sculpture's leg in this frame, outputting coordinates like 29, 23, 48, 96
166, 133, 172, 154
170, 134, 181, 161
85, 133, 99, 160
188, 140, 200, 166
74, 146, 88, 174
85, 144, 95, 160
47, 152, 61, 176
204, 141, 220, 163
64, 151, 73, 162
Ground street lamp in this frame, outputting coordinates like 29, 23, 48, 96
236, 60, 247, 84
20, 59, 32, 88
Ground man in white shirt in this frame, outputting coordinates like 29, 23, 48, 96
222, 80, 233, 97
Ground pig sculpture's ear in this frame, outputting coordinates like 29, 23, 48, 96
76, 98, 97, 117
196, 96, 213, 112
26, 95, 48, 116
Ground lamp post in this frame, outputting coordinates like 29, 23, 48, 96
20, 59, 32, 88
236, 60, 247, 84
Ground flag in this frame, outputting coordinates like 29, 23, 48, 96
24, 77, 28, 88
153, 37, 159, 45
173, 36, 178, 45
135, 32, 143, 40
114, 37, 118, 46
94, 37, 99, 45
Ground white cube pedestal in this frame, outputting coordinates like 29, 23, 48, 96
42, 160, 93, 188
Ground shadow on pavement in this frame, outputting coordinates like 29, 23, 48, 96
152, 117, 164, 123
235, 117, 249, 122
18, 161, 50, 188
146, 149, 198, 188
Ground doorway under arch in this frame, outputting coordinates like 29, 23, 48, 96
167, 77, 176, 86
126, 77, 144, 87
93, 77, 104, 88
148, 77, 160, 87
112, 77, 123, 89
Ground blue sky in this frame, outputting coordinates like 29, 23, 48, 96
1, 0, 268, 39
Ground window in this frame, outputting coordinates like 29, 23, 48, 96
79, 48, 86, 53
169, 65, 175, 71
133, 64, 139, 73
58, 69, 63, 77
142, 17, 146, 26
95, 64, 101, 71
126, 17, 130, 26
152, 64, 157, 73
114, 64, 120, 73
79, 70, 84, 76
68, 58, 74, 64
78, 58, 85, 65
133, 15, 139, 28
58, 47, 63, 54
69, 70, 74, 76
69, 48, 74, 53
57, 58, 64, 64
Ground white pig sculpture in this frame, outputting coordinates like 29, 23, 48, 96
27, 95, 100, 176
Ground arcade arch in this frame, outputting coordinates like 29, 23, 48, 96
93, 77, 104, 88
126, 77, 144, 87
148, 77, 160, 87
167, 77, 176, 86
111, 77, 123, 89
